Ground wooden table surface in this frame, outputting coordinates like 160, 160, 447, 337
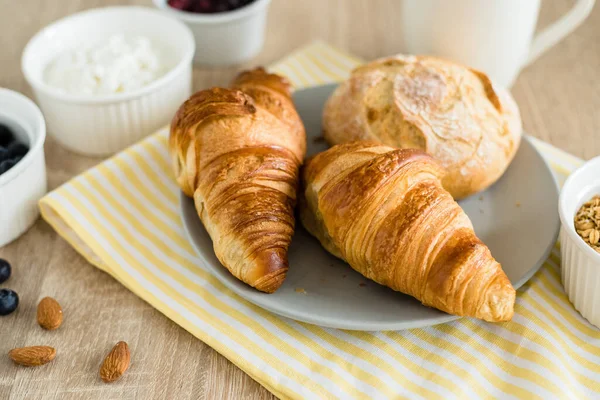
1, 1, 599, 399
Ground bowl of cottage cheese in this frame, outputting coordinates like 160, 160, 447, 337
44, 34, 170, 96
22, 6, 195, 155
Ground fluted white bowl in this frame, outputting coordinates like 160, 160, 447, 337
22, 6, 194, 156
0, 88, 46, 247
559, 155, 600, 329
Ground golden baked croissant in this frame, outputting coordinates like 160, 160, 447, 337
170, 68, 306, 293
323, 55, 522, 199
300, 141, 515, 321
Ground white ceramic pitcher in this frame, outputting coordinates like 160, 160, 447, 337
401, 0, 595, 87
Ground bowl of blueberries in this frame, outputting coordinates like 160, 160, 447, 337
153, 0, 272, 65
0, 88, 47, 247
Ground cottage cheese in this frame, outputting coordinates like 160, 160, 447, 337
43, 34, 168, 96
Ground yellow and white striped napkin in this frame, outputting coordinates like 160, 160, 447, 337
40, 42, 600, 399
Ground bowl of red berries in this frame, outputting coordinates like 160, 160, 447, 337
153, 0, 272, 66
0, 88, 47, 247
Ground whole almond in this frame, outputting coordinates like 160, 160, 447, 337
100, 341, 130, 383
9, 346, 56, 366
37, 297, 63, 330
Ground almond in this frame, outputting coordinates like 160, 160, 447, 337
9, 346, 56, 366
37, 297, 63, 330
100, 341, 130, 383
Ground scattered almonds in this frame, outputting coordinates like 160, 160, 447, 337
9, 346, 56, 366
100, 341, 131, 383
574, 195, 600, 253
37, 297, 63, 330
8, 291, 136, 380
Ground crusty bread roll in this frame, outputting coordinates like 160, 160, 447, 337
322, 55, 522, 199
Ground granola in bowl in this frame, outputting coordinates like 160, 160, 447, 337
574, 195, 600, 252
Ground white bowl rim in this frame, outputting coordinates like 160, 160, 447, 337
152, 0, 272, 24
0, 88, 46, 186
21, 6, 195, 105
558, 155, 600, 262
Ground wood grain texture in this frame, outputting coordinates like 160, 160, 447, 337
0, 0, 599, 398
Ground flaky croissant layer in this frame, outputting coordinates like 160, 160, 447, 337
300, 141, 515, 322
170, 68, 306, 293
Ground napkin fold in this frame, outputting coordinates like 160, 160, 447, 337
40, 41, 600, 399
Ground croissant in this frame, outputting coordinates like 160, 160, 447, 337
170, 68, 306, 293
300, 141, 515, 321
322, 55, 522, 199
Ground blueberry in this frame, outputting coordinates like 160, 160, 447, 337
0, 124, 13, 147
0, 146, 7, 161
6, 142, 28, 159
0, 289, 19, 316
0, 259, 10, 284
0, 158, 16, 175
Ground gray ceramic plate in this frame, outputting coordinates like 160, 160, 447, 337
181, 84, 560, 331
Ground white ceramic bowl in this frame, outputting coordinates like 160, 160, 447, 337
22, 6, 194, 156
0, 89, 47, 247
153, 0, 271, 66
559, 156, 600, 328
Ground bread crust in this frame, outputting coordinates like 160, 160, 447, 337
170, 68, 306, 293
300, 141, 515, 321
322, 55, 522, 199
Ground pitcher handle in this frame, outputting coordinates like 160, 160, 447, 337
525, 0, 595, 66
